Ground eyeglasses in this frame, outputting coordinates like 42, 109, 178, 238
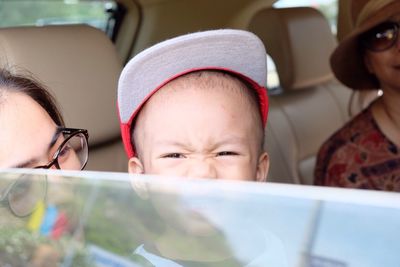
0, 128, 88, 217
361, 21, 399, 52
35, 127, 89, 171
0, 173, 47, 217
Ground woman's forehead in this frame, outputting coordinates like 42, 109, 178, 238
0, 92, 57, 167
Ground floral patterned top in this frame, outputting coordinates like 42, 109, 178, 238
314, 105, 400, 192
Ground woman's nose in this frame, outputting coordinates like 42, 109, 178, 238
35, 156, 55, 169
395, 32, 400, 50
49, 164, 58, 170
187, 159, 217, 179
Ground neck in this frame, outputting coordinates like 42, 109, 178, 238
372, 91, 400, 146
380, 89, 400, 129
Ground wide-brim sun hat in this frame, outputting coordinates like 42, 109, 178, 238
331, 0, 400, 90
118, 29, 269, 158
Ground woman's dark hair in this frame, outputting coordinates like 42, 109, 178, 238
0, 68, 64, 126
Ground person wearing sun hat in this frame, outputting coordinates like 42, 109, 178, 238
118, 29, 270, 182
315, 0, 400, 191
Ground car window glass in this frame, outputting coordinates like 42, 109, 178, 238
267, 54, 281, 94
0, 0, 116, 35
0, 169, 399, 266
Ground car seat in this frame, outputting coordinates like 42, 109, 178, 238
248, 7, 353, 184
0, 25, 127, 172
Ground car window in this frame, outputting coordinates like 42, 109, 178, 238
0, 169, 399, 266
266, 54, 280, 93
0, 0, 117, 36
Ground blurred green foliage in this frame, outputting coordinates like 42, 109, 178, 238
83, 182, 157, 257
0, 227, 94, 266
318, 1, 338, 32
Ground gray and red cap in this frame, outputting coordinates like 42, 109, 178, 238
118, 29, 269, 158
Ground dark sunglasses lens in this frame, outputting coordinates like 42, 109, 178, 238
58, 132, 88, 170
8, 174, 46, 217
363, 22, 398, 51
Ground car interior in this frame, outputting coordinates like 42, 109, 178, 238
1, 1, 400, 265
0, 0, 380, 183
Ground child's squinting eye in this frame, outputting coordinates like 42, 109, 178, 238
216, 151, 238, 156
163, 153, 185, 159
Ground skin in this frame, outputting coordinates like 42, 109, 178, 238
0, 91, 80, 169
0, 90, 82, 266
129, 72, 268, 263
364, 14, 400, 146
128, 73, 270, 263
128, 72, 269, 181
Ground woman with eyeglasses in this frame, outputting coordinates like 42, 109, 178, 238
0, 68, 89, 217
0, 68, 88, 171
0, 68, 90, 265
315, 0, 400, 191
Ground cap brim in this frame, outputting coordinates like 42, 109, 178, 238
118, 29, 268, 158
119, 29, 267, 123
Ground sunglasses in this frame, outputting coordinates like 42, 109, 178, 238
361, 21, 399, 52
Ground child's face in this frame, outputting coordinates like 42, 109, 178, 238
129, 73, 269, 181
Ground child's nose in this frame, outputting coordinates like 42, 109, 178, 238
187, 159, 217, 179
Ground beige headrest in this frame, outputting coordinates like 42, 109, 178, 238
0, 25, 122, 145
248, 7, 337, 90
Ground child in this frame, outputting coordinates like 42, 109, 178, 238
118, 29, 270, 182
117, 29, 288, 266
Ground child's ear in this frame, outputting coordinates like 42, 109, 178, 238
256, 152, 269, 182
128, 157, 149, 199
128, 157, 144, 174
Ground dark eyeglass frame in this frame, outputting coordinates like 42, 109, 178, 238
361, 21, 399, 52
1, 128, 88, 217
34, 127, 89, 170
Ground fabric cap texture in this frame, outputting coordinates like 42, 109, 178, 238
117, 29, 268, 158
330, 0, 400, 90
